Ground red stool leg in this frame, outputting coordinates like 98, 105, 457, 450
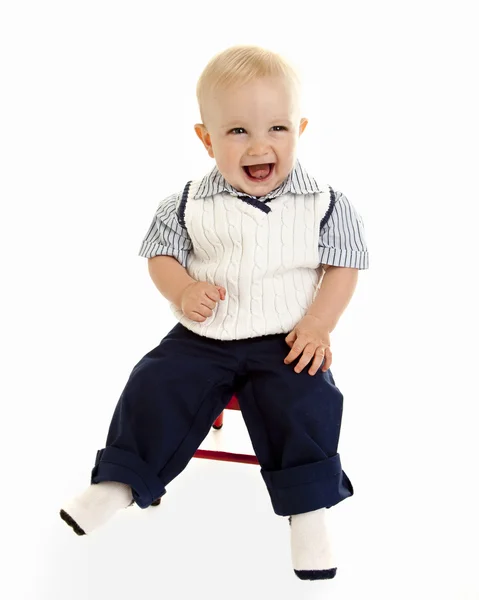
153, 397, 253, 508
212, 411, 224, 429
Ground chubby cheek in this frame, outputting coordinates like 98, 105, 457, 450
284, 135, 298, 155
214, 142, 243, 173
278, 139, 298, 168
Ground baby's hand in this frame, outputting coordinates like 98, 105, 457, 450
180, 282, 226, 322
284, 315, 332, 375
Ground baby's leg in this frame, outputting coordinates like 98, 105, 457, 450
60, 323, 238, 536
236, 334, 353, 580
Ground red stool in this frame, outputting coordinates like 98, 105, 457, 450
193, 394, 259, 466
151, 394, 258, 506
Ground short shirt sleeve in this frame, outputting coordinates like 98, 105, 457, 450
318, 190, 369, 269
138, 192, 193, 267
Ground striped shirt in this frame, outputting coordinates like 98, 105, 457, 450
139, 160, 369, 269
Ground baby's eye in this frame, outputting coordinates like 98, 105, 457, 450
271, 125, 287, 132
229, 127, 246, 135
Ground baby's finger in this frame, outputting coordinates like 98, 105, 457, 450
197, 304, 213, 318
205, 288, 220, 302
200, 298, 216, 310
308, 349, 325, 376
321, 347, 333, 371
294, 343, 316, 373
285, 331, 296, 348
190, 311, 207, 322
284, 339, 304, 364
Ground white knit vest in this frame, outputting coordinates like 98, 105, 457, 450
171, 179, 334, 340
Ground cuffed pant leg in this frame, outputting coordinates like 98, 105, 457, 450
91, 324, 238, 508
260, 453, 354, 516
237, 334, 354, 516
91, 447, 166, 509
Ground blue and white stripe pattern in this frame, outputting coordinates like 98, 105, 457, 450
139, 192, 193, 268
318, 191, 369, 269
138, 160, 369, 269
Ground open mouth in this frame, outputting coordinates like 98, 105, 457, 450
242, 163, 275, 182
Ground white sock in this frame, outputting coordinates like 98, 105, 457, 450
60, 481, 133, 535
290, 507, 337, 579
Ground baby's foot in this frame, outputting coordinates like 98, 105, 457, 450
60, 481, 133, 536
289, 507, 337, 580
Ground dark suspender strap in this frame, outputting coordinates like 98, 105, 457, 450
319, 185, 336, 230
178, 180, 192, 228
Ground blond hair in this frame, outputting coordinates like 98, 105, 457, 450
196, 45, 301, 123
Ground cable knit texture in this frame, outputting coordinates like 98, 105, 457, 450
171, 180, 333, 340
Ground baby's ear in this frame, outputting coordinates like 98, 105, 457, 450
299, 118, 308, 136
194, 124, 215, 158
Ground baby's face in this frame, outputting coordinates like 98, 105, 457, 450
195, 76, 307, 197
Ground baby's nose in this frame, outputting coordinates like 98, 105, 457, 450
247, 137, 269, 156
247, 145, 268, 157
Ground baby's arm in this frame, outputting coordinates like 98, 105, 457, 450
148, 255, 196, 309
284, 190, 368, 375
148, 256, 226, 321
284, 266, 359, 375
306, 265, 358, 332
139, 192, 225, 321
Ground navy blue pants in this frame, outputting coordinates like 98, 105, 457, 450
91, 323, 354, 516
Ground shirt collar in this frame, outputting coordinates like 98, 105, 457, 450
193, 159, 321, 200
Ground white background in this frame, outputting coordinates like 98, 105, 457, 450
1, 1, 478, 599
